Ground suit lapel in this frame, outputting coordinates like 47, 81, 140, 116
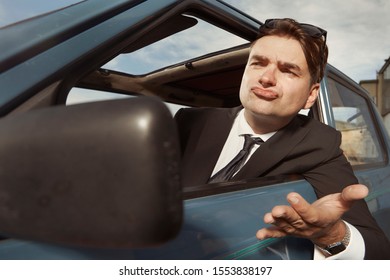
234, 115, 310, 180
183, 107, 242, 186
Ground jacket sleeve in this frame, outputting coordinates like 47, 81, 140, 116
303, 129, 390, 259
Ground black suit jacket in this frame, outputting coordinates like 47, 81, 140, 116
175, 106, 390, 259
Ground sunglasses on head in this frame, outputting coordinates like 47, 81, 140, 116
261, 19, 327, 41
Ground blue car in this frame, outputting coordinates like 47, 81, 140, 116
0, 0, 389, 259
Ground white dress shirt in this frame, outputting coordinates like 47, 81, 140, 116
212, 109, 365, 259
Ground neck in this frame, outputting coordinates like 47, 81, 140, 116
243, 109, 294, 134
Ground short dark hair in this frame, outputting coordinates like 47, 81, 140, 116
256, 18, 328, 84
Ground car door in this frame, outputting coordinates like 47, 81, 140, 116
322, 66, 390, 240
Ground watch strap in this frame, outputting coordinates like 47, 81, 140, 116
319, 223, 351, 256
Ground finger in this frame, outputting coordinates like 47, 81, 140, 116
272, 218, 301, 234
264, 206, 294, 224
263, 212, 275, 224
256, 226, 287, 240
264, 211, 291, 230
263, 205, 307, 235
262, 212, 292, 238
285, 192, 317, 222
269, 205, 304, 227
270, 205, 293, 219
341, 184, 369, 203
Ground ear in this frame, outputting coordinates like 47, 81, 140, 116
303, 83, 320, 109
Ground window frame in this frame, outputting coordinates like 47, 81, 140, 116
325, 68, 389, 170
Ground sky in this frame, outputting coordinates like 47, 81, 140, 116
1, 0, 389, 84
224, 0, 390, 83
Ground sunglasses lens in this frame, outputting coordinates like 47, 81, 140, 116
300, 24, 326, 38
264, 19, 277, 29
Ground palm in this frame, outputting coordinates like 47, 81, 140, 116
256, 184, 368, 242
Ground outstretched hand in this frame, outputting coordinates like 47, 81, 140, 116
256, 184, 368, 246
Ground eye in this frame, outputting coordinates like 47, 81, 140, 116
250, 59, 267, 67
280, 66, 298, 77
282, 68, 294, 74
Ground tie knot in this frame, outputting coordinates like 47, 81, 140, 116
242, 134, 263, 150
208, 134, 263, 183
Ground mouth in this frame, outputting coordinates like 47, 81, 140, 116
251, 87, 278, 100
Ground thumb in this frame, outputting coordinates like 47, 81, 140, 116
341, 184, 369, 203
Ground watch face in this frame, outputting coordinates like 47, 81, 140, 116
326, 242, 346, 255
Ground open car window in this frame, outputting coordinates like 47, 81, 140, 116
67, 12, 250, 108
102, 15, 247, 75
328, 77, 387, 167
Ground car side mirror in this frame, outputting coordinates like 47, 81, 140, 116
0, 97, 182, 248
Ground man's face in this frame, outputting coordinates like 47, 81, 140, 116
239, 35, 319, 131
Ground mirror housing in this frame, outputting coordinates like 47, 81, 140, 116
0, 97, 182, 248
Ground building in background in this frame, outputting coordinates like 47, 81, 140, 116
360, 57, 390, 133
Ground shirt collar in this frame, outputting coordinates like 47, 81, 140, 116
237, 109, 276, 142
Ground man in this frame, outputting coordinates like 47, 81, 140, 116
175, 18, 390, 259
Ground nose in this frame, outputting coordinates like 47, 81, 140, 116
259, 66, 276, 87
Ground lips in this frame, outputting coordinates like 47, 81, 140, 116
251, 87, 278, 100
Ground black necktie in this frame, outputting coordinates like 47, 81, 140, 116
208, 134, 263, 183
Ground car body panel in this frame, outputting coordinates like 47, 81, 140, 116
0, 179, 315, 260
0, 0, 389, 259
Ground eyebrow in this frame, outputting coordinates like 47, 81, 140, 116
250, 54, 303, 73
279, 61, 302, 73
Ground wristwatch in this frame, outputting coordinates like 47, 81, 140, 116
319, 224, 351, 256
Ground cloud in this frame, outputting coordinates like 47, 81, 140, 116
7, 0, 384, 84
225, 0, 390, 82
98, 0, 390, 83
107, 18, 247, 75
